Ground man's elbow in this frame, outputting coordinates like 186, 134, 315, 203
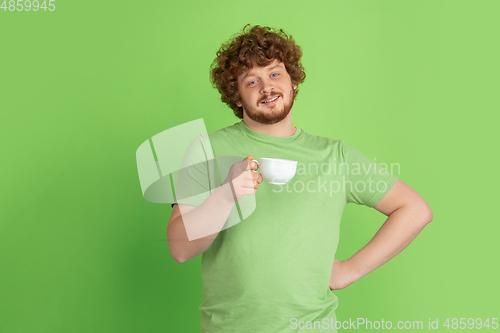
170, 250, 187, 264
420, 200, 433, 224
403, 199, 433, 225
427, 207, 434, 223
173, 255, 187, 264
167, 229, 187, 263
167, 241, 188, 264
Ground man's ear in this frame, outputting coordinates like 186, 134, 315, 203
236, 100, 242, 107
293, 82, 297, 91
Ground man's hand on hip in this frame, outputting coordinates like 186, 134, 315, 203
329, 259, 359, 290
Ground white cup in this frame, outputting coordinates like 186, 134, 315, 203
251, 158, 298, 185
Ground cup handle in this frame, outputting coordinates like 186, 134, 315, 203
250, 159, 259, 172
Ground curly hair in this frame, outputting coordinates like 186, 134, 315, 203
210, 24, 306, 119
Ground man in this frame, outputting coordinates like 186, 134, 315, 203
167, 24, 432, 333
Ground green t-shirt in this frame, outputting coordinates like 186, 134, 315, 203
172, 120, 398, 333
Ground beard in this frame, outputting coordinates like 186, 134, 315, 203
241, 87, 296, 125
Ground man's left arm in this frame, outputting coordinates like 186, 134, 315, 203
329, 179, 433, 290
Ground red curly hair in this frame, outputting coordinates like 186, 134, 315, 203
210, 24, 306, 119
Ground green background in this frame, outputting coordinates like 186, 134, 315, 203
1, 0, 498, 332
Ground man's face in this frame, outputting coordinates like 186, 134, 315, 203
236, 59, 297, 125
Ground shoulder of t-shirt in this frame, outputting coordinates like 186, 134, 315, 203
298, 133, 360, 162
202, 123, 349, 149
205, 122, 240, 136
298, 129, 345, 149
187, 123, 238, 147
203, 122, 243, 142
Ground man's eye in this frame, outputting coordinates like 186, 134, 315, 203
248, 80, 257, 86
271, 73, 279, 77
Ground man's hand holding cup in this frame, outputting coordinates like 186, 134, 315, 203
221, 155, 263, 203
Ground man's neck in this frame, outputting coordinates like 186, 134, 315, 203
242, 112, 296, 137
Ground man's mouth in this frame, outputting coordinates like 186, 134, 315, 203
261, 95, 280, 105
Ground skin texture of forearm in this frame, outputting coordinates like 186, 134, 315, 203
347, 204, 432, 281
167, 184, 236, 263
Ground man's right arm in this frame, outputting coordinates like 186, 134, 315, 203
166, 156, 262, 263
166, 184, 235, 263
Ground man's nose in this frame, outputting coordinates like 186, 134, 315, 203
260, 78, 275, 94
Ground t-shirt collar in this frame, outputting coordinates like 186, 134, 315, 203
236, 120, 303, 143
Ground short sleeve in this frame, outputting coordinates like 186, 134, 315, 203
341, 140, 399, 207
171, 134, 219, 208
